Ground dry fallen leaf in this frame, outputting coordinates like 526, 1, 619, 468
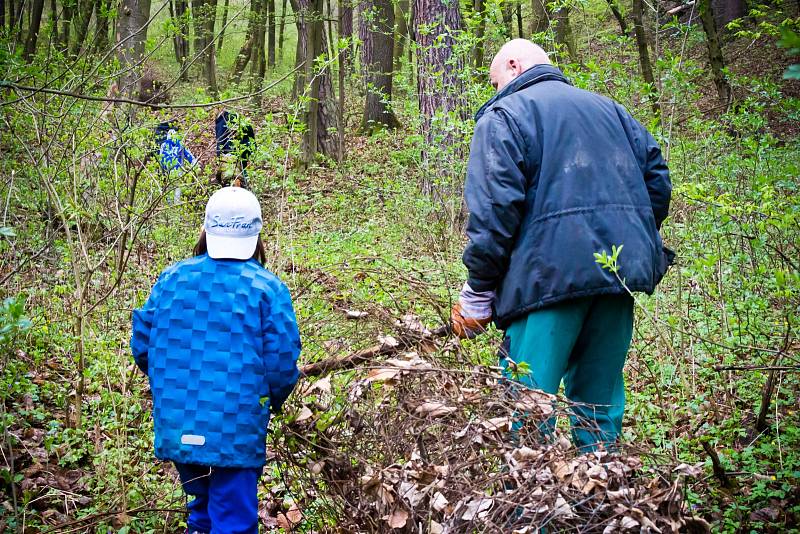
429, 520, 444, 534
384, 508, 408, 529
431, 491, 449, 512
481, 417, 511, 432
415, 401, 456, 418
295, 406, 313, 423
346, 310, 368, 319
399, 481, 426, 507
459, 496, 493, 521
312, 375, 331, 394
366, 368, 401, 383
285, 503, 302, 524
378, 335, 400, 348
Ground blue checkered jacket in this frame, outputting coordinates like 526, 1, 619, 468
131, 254, 301, 468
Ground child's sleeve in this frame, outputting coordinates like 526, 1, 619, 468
262, 283, 301, 414
130, 275, 165, 374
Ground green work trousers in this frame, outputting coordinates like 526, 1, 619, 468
504, 294, 634, 451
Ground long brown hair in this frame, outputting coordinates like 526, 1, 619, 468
193, 230, 267, 266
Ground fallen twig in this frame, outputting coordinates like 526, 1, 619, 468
714, 364, 799, 372
299, 324, 450, 378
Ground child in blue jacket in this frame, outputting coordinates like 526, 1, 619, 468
131, 187, 301, 534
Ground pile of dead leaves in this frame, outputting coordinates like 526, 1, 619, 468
277, 346, 712, 533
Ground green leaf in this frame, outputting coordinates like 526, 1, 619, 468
0, 227, 15, 238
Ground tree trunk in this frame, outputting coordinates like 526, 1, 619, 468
361, 0, 399, 132
278, 0, 288, 62
170, 0, 190, 79
204, 0, 219, 95
515, 2, 522, 37
232, 0, 258, 83
116, 0, 153, 98
472, 0, 485, 71
250, 0, 266, 81
60, 0, 72, 51
95, 0, 111, 52
606, 0, 628, 37
218, 0, 230, 52
530, 0, 547, 34
699, 0, 731, 105
23, 0, 44, 59
267, 0, 276, 67
711, 0, 746, 28
191, 0, 204, 62
548, 6, 576, 63
413, 0, 466, 193
632, 0, 659, 114
0, 0, 5, 33
292, 0, 339, 162
500, 0, 512, 38
340, 0, 352, 70
71, 0, 94, 55
337, 0, 346, 161
325, 0, 334, 64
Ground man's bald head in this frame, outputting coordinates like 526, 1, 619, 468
489, 39, 551, 91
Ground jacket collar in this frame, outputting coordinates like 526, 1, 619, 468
474, 64, 572, 121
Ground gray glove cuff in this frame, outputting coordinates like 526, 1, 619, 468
459, 282, 495, 319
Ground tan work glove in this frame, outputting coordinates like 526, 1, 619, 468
451, 303, 492, 339
450, 282, 495, 339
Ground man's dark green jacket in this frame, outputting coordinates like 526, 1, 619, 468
463, 64, 672, 329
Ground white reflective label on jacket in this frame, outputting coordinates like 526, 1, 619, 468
181, 434, 206, 446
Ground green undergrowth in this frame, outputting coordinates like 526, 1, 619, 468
2, 11, 800, 532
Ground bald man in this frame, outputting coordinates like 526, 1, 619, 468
451, 40, 673, 451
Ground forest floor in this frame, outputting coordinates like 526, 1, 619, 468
1, 6, 800, 533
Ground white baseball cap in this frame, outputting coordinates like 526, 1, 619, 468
204, 187, 263, 260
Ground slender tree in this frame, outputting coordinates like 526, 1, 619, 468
278, 0, 288, 61
267, 0, 276, 67
203, 0, 220, 95
472, 0, 486, 71
292, 0, 339, 162
631, 0, 656, 101
169, 0, 190, 79
71, 0, 93, 54
699, 0, 731, 105
232, 0, 258, 82
23, 0, 44, 59
94, 0, 111, 53
605, 0, 628, 37
361, 0, 399, 132
340, 0, 353, 69
250, 0, 267, 81
218, 0, 230, 52
59, 0, 72, 51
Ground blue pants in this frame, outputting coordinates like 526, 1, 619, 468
174, 463, 261, 534
504, 294, 634, 451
